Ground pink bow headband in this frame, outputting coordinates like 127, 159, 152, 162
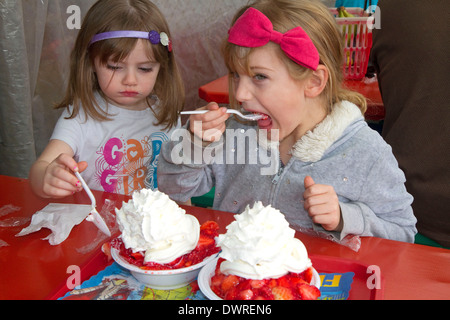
228, 8, 319, 70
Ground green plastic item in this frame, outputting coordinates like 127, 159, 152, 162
191, 187, 215, 208
414, 233, 448, 249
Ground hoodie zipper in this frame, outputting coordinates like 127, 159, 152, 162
271, 157, 284, 184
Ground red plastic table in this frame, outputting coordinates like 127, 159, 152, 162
1, 175, 449, 300
199, 76, 385, 121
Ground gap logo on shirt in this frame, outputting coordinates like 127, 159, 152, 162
94, 132, 168, 195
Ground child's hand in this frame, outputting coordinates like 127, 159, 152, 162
41, 154, 88, 198
189, 102, 229, 143
303, 176, 343, 232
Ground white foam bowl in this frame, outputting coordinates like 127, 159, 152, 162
111, 247, 218, 290
198, 257, 321, 300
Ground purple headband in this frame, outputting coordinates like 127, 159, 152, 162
89, 30, 172, 52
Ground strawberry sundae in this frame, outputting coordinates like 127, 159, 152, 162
112, 189, 219, 270
210, 202, 320, 300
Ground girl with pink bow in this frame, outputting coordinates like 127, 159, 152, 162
158, 0, 417, 243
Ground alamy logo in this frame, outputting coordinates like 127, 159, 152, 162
66, 5, 81, 30
366, 5, 381, 30
67, 5, 381, 31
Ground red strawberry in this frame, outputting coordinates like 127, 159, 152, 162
297, 283, 321, 300
271, 286, 295, 300
225, 286, 240, 300
197, 235, 214, 249
211, 273, 225, 288
130, 251, 144, 260
221, 274, 240, 292
277, 276, 291, 288
290, 276, 309, 287
303, 267, 314, 283
167, 256, 186, 269
190, 280, 199, 293
109, 237, 121, 249
249, 279, 266, 289
258, 285, 274, 300
239, 289, 254, 300
200, 221, 219, 237
268, 279, 278, 288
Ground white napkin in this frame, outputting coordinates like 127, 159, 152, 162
16, 203, 91, 245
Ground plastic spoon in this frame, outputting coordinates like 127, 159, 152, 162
180, 109, 265, 121
75, 171, 111, 237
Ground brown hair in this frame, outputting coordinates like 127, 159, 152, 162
56, 0, 185, 129
223, 0, 367, 115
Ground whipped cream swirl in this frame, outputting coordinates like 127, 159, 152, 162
216, 202, 312, 280
115, 189, 199, 264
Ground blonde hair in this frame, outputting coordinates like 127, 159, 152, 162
223, 0, 367, 115
56, 0, 185, 129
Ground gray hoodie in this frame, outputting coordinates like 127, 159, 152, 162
158, 101, 417, 243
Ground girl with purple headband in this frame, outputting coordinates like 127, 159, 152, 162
158, 0, 417, 243
29, 0, 184, 198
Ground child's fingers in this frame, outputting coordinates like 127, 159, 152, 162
304, 176, 315, 189
77, 161, 88, 173
310, 212, 340, 231
55, 153, 79, 171
305, 196, 341, 231
303, 176, 327, 198
206, 101, 220, 111
46, 155, 83, 194
53, 165, 81, 188
304, 188, 339, 215
303, 183, 330, 200
303, 177, 341, 231
43, 173, 80, 197
189, 104, 229, 142
306, 200, 338, 217
189, 102, 220, 121
202, 111, 229, 129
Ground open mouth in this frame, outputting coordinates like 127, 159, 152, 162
251, 112, 272, 127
